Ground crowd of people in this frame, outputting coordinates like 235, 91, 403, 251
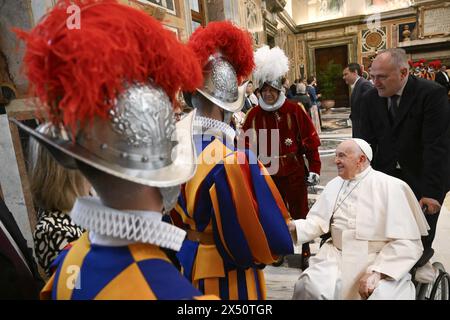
1, 0, 449, 301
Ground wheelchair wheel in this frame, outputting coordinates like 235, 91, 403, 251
416, 282, 432, 300
429, 262, 450, 300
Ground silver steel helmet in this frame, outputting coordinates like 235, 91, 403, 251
196, 54, 247, 113
259, 78, 283, 92
253, 46, 289, 93
12, 83, 197, 188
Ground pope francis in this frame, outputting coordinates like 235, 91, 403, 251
289, 138, 429, 300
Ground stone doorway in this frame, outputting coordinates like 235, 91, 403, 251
314, 45, 348, 108
306, 34, 357, 108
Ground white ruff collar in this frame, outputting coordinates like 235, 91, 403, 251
70, 197, 186, 251
259, 91, 286, 111
194, 116, 236, 141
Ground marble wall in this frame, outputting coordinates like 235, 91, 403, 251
238, 0, 265, 47
275, 19, 298, 81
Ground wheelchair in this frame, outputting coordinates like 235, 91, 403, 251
411, 248, 450, 300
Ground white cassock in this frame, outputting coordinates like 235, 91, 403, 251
292, 166, 429, 300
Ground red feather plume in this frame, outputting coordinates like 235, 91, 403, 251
14, 0, 203, 135
188, 21, 255, 83
429, 60, 442, 69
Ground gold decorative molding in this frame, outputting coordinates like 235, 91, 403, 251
277, 9, 297, 33
345, 25, 358, 36
139, 4, 167, 20
306, 32, 316, 41
316, 28, 345, 40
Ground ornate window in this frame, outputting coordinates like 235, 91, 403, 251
190, 0, 206, 32
138, 0, 176, 15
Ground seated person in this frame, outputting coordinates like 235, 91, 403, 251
289, 139, 429, 300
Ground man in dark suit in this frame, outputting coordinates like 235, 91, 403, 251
343, 63, 373, 138
435, 65, 450, 95
0, 196, 44, 299
361, 48, 450, 252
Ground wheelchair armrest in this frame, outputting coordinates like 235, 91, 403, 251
413, 248, 434, 269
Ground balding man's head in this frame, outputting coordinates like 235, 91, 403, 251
334, 140, 370, 180
370, 49, 409, 97
376, 49, 409, 69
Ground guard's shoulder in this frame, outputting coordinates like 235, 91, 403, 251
247, 105, 262, 116
283, 99, 300, 110
416, 75, 447, 94
364, 86, 378, 98
243, 105, 260, 124
361, 78, 373, 89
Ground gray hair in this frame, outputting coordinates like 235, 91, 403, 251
379, 48, 409, 70
296, 82, 306, 94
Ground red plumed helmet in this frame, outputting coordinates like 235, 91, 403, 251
15, 0, 203, 134
12, 0, 203, 188
429, 60, 442, 69
188, 21, 254, 83
186, 21, 254, 112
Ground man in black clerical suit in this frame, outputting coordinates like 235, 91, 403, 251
343, 63, 373, 138
361, 48, 450, 252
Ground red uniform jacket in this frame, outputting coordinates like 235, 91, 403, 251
242, 99, 321, 177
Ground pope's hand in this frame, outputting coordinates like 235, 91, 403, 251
307, 172, 320, 186
419, 197, 441, 215
288, 221, 296, 232
358, 271, 381, 299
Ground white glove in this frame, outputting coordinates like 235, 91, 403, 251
359, 271, 381, 299
307, 172, 320, 186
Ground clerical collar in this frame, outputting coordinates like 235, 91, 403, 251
194, 116, 236, 141
71, 197, 186, 251
347, 166, 372, 182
